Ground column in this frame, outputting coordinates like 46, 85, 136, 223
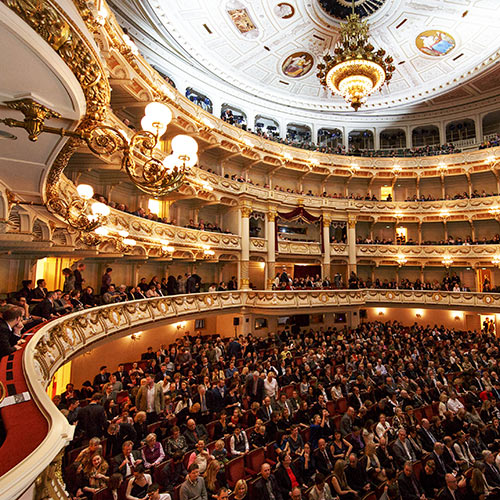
343, 128, 350, 149
373, 129, 380, 150
405, 126, 411, 149
266, 210, 276, 289
323, 216, 331, 280
239, 206, 251, 289
347, 215, 357, 274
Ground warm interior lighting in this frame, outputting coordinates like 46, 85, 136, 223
442, 255, 454, 267
123, 238, 136, 246
376, 308, 386, 316
396, 254, 407, 266
91, 202, 111, 217
415, 309, 424, 318
118, 230, 129, 238
160, 239, 170, 246
95, 226, 109, 236
452, 311, 464, 320
317, 3, 394, 110
148, 198, 161, 215
439, 210, 450, 218
76, 184, 94, 200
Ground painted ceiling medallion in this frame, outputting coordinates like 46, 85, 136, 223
416, 30, 456, 57
226, 0, 259, 39
282, 52, 314, 78
274, 3, 295, 19
318, 0, 387, 19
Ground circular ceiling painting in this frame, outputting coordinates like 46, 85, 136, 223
282, 52, 314, 78
416, 30, 456, 57
318, 0, 387, 19
274, 3, 295, 19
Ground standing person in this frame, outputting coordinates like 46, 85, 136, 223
135, 373, 165, 424
62, 268, 75, 293
73, 262, 85, 291
77, 393, 108, 439
179, 464, 207, 500
101, 267, 113, 295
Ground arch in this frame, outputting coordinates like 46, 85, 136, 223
221, 104, 247, 127
482, 111, 500, 139
380, 128, 406, 149
185, 87, 212, 113
318, 128, 342, 149
255, 115, 280, 137
445, 118, 476, 143
348, 129, 374, 150
287, 123, 312, 143
412, 125, 440, 147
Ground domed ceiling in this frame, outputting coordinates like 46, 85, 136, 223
113, 0, 500, 114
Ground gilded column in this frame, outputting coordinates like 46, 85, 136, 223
266, 209, 276, 289
323, 216, 331, 280
347, 215, 357, 274
240, 206, 251, 289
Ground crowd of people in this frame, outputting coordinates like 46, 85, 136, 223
198, 166, 497, 203
50, 317, 500, 500
357, 235, 500, 246
271, 270, 470, 293
246, 129, 462, 158
479, 135, 500, 150
91, 194, 233, 235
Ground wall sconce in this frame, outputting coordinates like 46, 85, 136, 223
438, 162, 447, 171
396, 254, 407, 267
441, 255, 454, 268
439, 210, 450, 219
452, 311, 463, 321
376, 308, 386, 316
129, 332, 142, 341
392, 164, 401, 173
0, 99, 198, 198
487, 156, 496, 164
176, 321, 187, 330
284, 152, 292, 161
493, 254, 500, 268
414, 309, 424, 318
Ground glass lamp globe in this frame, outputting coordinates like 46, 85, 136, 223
145, 102, 172, 126
91, 202, 111, 217
141, 115, 167, 137
95, 226, 109, 236
163, 154, 179, 173
76, 184, 94, 200
174, 152, 198, 167
118, 230, 129, 238
171, 134, 198, 155
123, 238, 136, 246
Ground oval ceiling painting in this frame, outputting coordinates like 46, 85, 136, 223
282, 52, 314, 78
416, 30, 456, 57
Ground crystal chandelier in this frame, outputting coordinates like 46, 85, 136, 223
317, 0, 395, 111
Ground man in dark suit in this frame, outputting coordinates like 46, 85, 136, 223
431, 443, 448, 483
183, 418, 208, 449
31, 291, 57, 320
419, 418, 438, 452
398, 461, 426, 500
113, 440, 142, 477
393, 428, 417, 469
30, 278, 48, 303
348, 386, 364, 411
438, 473, 466, 500
208, 379, 226, 413
253, 462, 283, 500
76, 393, 107, 439
313, 439, 334, 476
93, 365, 110, 390
0, 307, 25, 359
340, 407, 355, 437
484, 450, 500, 487
246, 371, 264, 403
345, 453, 371, 494
258, 397, 274, 422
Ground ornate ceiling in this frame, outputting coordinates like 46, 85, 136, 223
115, 0, 500, 114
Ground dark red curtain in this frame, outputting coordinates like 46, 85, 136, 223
276, 207, 323, 252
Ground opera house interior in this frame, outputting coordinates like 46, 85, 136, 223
2, 0, 500, 499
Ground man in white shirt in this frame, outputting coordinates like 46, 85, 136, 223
264, 371, 278, 400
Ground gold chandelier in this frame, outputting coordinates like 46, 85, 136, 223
0, 99, 198, 198
317, 1, 395, 111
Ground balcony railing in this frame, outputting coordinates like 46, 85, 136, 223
5, 289, 500, 500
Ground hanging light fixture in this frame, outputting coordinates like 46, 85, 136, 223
317, 0, 395, 111
0, 99, 198, 198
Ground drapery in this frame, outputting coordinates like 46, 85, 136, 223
276, 207, 323, 252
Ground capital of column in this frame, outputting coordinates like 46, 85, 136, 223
322, 216, 331, 227
348, 215, 356, 228
240, 206, 252, 218
267, 210, 277, 222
